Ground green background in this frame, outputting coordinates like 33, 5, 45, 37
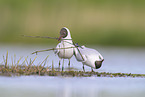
0, 0, 145, 46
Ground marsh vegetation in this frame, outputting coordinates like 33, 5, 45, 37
0, 51, 145, 78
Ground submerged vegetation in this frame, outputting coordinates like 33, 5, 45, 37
0, 52, 145, 78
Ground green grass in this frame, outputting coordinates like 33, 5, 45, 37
0, 52, 145, 77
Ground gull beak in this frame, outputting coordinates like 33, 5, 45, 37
58, 35, 63, 41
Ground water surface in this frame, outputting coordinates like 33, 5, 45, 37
0, 44, 145, 97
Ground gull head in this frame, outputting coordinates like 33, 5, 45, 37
58, 27, 71, 41
95, 59, 104, 69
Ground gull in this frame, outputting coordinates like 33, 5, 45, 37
27, 27, 74, 71
55, 27, 74, 71
74, 44, 104, 72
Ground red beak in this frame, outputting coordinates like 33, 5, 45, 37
58, 36, 63, 41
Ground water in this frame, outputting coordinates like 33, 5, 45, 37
0, 44, 145, 97
0, 76, 145, 97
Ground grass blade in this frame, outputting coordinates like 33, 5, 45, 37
5, 51, 8, 68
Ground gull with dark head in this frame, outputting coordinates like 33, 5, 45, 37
55, 27, 74, 71
74, 45, 104, 72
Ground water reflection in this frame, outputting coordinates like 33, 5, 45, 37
0, 76, 145, 97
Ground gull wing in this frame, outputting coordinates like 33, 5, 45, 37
74, 47, 87, 62
54, 43, 61, 54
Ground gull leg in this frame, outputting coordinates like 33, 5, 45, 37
91, 68, 94, 72
83, 64, 85, 72
62, 59, 64, 71
58, 59, 61, 71
68, 59, 70, 70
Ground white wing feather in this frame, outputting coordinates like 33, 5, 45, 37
54, 43, 61, 55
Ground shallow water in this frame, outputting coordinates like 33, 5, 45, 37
0, 44, 145, 97
0, 76, 145, 97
